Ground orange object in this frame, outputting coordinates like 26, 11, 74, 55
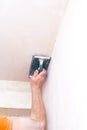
0, 116, 12, 130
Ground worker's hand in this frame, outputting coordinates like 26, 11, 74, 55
29, 69, 47, 89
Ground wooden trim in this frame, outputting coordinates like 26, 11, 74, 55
0, 108, 31, 117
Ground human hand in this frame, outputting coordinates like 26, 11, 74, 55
29, 69, 47, 89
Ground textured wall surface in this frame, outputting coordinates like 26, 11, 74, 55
44, 0, 87, 130
0, 0, 68, 114
0, 0, 67, 81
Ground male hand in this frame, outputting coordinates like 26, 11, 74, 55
29, 69, 47, 89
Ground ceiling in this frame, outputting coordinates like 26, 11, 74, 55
0, 0, 68, 81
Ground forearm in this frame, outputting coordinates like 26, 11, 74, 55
30, 88, 46, 122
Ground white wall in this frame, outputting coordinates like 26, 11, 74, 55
44, 0, 87, 130
0, 0, 67, 81
0, 80, 31, 109
0, 0, 68, 110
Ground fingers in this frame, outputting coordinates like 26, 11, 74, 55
33, 70, 39, 77
29, 69, 47, 88
40, 69, 47, 75
37, 69, 47, 80
37, 69, 47, 77
29, 70, 38, 82
33, 69, 47, 78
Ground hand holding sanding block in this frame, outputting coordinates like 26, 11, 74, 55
29, 55, 51, 77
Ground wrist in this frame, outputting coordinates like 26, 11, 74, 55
31, 86, 42, 92
31, 88, 42, 98
31, 85, 42, 90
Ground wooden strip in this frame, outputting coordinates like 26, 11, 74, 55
0, 108, 31, 117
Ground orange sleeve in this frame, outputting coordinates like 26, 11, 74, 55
0, 116, 12, 130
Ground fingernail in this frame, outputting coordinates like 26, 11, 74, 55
35, 69, 38, 73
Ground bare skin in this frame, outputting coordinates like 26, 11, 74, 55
30, 69, 47, 121
10, 69, 47, 130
